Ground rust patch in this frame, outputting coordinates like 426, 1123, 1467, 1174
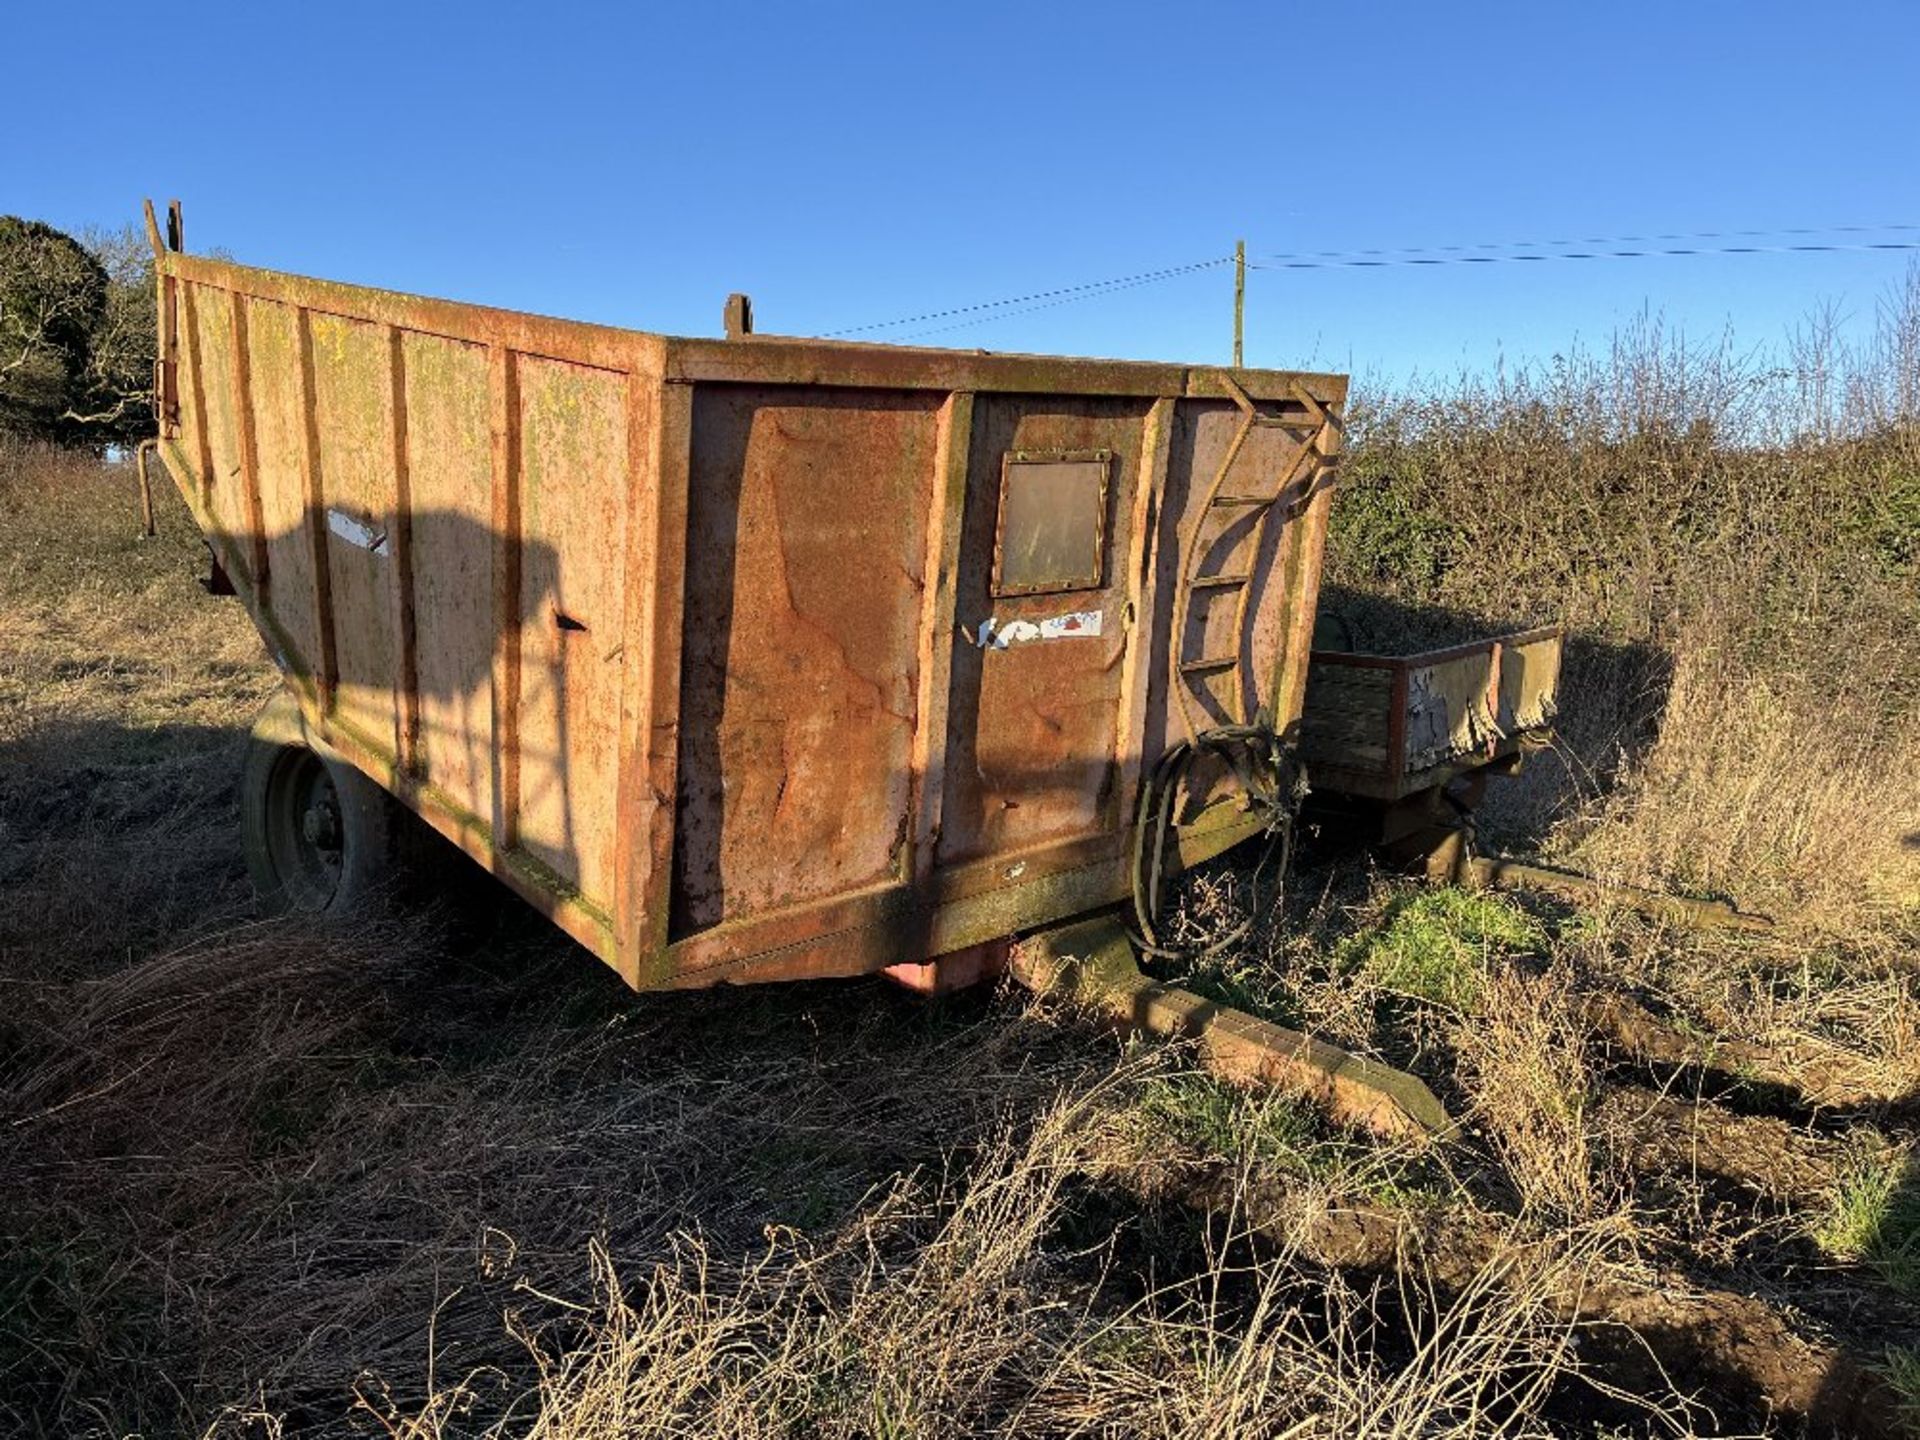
671, 387, 938, 934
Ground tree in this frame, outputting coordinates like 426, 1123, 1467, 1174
68, 225, 159, 446
0, 216, 155, 447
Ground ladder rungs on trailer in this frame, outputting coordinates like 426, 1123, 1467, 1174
1188, 571, 1251, 590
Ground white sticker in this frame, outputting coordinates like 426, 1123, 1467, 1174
973, 609, 1104, 649
1038, 610, 1103, 640
328, 509, 389, 555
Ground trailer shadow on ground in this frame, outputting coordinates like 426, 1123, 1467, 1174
0, 712, 1117, 1432
5, 683, 1205, 1422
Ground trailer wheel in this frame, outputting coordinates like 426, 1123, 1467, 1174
240, 690, 428, 917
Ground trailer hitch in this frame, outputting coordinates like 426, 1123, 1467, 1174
1010, 914, 1453, 1143
1417, 828, 1774, 934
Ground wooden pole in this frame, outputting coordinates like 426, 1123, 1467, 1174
1233, 239, 1245, 367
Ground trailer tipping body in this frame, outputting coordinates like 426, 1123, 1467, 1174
146, 206, 1347, 990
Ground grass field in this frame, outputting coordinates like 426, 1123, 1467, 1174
2, 296, 1917, 1437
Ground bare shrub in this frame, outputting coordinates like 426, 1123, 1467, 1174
1454, 964, 1612, 1224
1337, 269, 1920, 937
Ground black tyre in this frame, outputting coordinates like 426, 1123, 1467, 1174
240, 690, 452, 918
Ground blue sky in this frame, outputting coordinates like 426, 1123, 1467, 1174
8, 1, 1917, 381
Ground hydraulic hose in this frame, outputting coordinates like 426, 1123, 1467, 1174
1129, 725, 1307, 966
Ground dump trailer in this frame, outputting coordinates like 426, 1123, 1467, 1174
1299, 626, 1565, 856
1300, 627, 1564, 805
142, 203, 1354, 996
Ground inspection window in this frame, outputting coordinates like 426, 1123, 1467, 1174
990, 448, 1112, 597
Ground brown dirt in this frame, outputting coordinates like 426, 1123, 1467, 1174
1593, 1084, 1842, 1206
1131, 1149, 1914, 1438
1584, 986, 1916, 1114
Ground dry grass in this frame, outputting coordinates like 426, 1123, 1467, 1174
1573, 621, 1920, 927
1454, 964, 1611, 1226
0, 437, 276, 973
340, 1087, 1637, 1440
4, 268, 1919, 1438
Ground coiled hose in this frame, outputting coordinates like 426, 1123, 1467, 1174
1129, 726, 1308, 965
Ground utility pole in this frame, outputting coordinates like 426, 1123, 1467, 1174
1233, 239, 1245, 367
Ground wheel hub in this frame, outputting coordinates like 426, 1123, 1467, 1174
301, 798, 342, 851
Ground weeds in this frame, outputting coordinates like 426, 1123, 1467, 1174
1138, 1072, 1323, 1171
1336, 888, 1546, 1014
1455, 964, 1608, 1223
457, 1098, 1623, 1440
1130, 1069, 1456, 1215
1814, 1138, 1920, 1295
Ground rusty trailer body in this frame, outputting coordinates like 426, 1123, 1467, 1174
146, 213, 1347, 991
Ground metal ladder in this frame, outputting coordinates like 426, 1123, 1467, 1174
1171, 371, 1341, 742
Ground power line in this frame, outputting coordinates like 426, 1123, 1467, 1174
895, 264, 1231, 342
821, 222, 1920, 344
822, 255, 1233, 337
1248, 240, 1920, 273
903, 239, 1920, 342
1265, 221, 1920, 263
